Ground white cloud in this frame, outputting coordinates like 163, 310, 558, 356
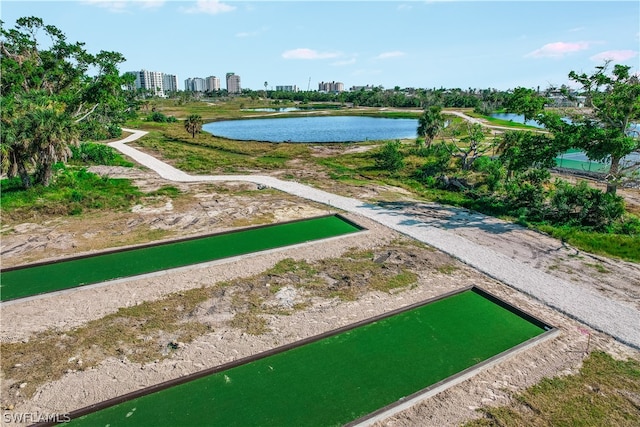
590, 50, 638, 62
281, 48, 341, 60
375, 51, 406, 60
525, 41, 591, 58
181, 0, 235, 15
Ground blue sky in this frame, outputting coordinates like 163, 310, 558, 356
2, 1, 639, 91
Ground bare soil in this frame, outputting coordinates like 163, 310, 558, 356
1, 164, 639, 427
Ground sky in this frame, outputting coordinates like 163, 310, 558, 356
2, 0, 639, 91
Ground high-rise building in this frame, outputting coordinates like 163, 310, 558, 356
206, 76, 221, 92
318, 81, 344, 93
127, 69, 165, 97
185, 77, 206, 92
276, 85, 298, 92
163, 74, 179, 94
226, 72, 241, 94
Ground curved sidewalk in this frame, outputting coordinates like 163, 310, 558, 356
110, 129, 640, 349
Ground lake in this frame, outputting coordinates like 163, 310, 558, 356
203, 116, 418, 143
490, 113, 544, 128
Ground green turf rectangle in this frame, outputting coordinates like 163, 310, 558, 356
0, 214, 363, 301
59, 287, 552, 427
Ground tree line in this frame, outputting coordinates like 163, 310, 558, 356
376, 61, 639, 231
2, 16, 638, 227
1, 17, 137, 187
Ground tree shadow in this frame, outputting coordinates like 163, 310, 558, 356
363, 200, 523, 235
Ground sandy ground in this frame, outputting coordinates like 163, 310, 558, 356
1, 166, 639, 426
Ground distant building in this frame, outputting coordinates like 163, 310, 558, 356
226, 72, 241, 94
127, 69, 166, 97
163, 74, 179, 94
185, 77, 206, 92
545, 88, 586, 108
350, 85, 379, 92
318, 81, 344, 93
276, 85, 298, 92
206, 76, 221, 92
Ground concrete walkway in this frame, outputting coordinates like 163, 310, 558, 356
110, 129, 640, 349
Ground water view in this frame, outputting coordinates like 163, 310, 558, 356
203, 116, 418, 143
490, 113, 544, 128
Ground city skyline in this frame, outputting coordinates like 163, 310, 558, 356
2, 1, 638, 91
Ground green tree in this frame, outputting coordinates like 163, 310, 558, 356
375, 140, 405, 172
0, 16, 135, 188
567, 62, 640, 193
417, 105, 445, 147
506, 62, 640, 194
445, 123, 492, 170
497, 131, 560, 179
184, 114, 203, 138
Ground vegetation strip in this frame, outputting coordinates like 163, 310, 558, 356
35, 287, 553, 427
0, 214, 363, 302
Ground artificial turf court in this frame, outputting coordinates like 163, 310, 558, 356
0, 214, 363, 302
51, 287, 554, 427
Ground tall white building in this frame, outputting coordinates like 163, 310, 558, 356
276, 85, 298, 92
318, 81, 344, 93
226, 72, 241, 94
128, 69, 165, 97
163, 74, 179, 94
206, 76, 221, 92
185, 77, 206, 92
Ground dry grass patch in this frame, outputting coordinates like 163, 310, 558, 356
466, 351, 640, 426
1, 288, 214, 399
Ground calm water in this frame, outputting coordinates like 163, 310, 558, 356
203, 116, 418, 143
490, 113, 544, 128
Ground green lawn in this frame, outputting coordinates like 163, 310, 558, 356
68, 288, 550, 427
0, 215, 362, 301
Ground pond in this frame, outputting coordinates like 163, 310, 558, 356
203, 116, 418, 143
489, 113, 544, 128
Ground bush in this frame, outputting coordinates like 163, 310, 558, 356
504, 169, 550, 221
473, 156, 505, 192
414, 143, 452, 180
71, 142, 116, 164
548, 180, 625, 229
69, 142, 132, 167
609, 214, 640, 235
147, 112, 178, 123
375, 140, 404, 172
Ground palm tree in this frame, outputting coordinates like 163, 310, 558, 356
184, 114, 203, 138
264, 81, 268, 99
29, 109, 79, 186
417, 105, 445, 147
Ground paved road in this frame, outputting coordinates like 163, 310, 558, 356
110, 129, 640, 349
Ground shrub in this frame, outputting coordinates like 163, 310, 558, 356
473, 156, 505, 192
147, 112, 177, 123
70, 142, 117, 164
414, 142, 452, 180
548, 180, 625, 229
375, 140, 405, 172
